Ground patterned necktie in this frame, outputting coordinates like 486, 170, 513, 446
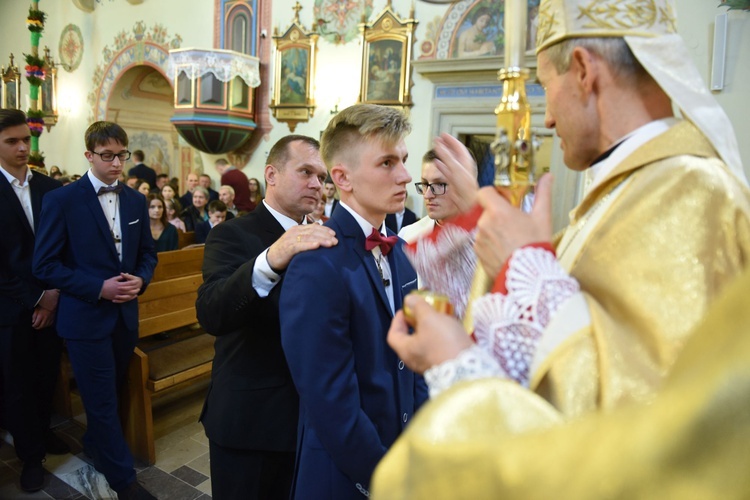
365, 228, 399, 256
97, 184, 123, 196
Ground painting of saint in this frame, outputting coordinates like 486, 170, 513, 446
452, 4, 501, 58
279, 47, 309, 105
366, 39, 402, 102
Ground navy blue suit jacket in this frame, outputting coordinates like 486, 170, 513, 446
0, 172, 60, 326
33, 175, 157, 339
280, 207, 427, 499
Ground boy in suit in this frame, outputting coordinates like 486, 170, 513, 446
280, 104, 428, 499
196, 135, 337, 499
0, 109, 64, 492
194, 200, 229, 244
34, 122, 157, 500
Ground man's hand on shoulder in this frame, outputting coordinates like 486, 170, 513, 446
266, 224, 338, 273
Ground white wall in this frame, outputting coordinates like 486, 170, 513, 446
0, 0, 747, 205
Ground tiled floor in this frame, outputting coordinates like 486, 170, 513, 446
0, 380, 211, 499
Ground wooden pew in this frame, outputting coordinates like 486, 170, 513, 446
121, 246, 213, 465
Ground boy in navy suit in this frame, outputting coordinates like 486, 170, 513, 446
280, 104, 428, 499
34, 122, 157, 499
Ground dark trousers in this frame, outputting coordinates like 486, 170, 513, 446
0, 321, 62, 463
209, 440, 294, 500
65, 318, 137, 491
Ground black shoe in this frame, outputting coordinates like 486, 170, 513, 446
20, 461, 45, 492
45, 430, 71, 455
116, 481, 158, 500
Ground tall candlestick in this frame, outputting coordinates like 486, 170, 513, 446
504, 0, 527, 68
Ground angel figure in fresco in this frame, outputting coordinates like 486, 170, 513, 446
455, 6, 498, 57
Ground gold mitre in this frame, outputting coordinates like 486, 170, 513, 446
536, 0, 678, 53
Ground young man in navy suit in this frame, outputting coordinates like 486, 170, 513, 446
280, 104, 428, 499
34, 122, 157, 500
0, 109, 65, 492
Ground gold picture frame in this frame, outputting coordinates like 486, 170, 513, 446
270, 3, 318, 132
358, 1, 417, 109
2, 54, 22, 110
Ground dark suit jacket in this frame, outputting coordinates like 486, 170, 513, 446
33, 175, 157, 339
385, 207, 418, 233
0, 172, 60, 326
280, 207, 427, 498
196, 202, 299, 453
194, 220, 211, 244
128, 163, 156, 190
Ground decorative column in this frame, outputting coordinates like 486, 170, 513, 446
26, 1, 47, 169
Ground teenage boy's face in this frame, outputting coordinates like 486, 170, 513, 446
85, 139, 128, 185
338, 136, 411, 228
209, 210, 226, 226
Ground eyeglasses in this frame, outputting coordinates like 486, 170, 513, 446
414, 182, 447, 196
89, 150, 131, 162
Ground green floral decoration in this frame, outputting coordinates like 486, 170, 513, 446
28, 151, 45, 168
720, 0, 750, 10
27, 8, 46, 33
24, 54, 46, 87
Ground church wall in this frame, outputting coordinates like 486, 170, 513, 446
0, 0, 747, 214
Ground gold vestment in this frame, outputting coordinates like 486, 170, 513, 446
372, 121, 750, 498
373, 264, 750, 498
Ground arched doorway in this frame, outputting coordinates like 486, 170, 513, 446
106, 66, 178, 184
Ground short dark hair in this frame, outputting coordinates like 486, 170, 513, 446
0, 109, 28, 134
156, 173, 169, 181
267, 135, 320, 170
85, 121, 128, 151
133, 150, 145, 162
207, 200, 227, 213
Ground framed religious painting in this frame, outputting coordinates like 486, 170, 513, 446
1, 54, 22, 110
270, 4, 318, 132
359, 2, 417, 109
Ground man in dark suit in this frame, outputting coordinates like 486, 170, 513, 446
0, 109, 65, 493
34, 122, 158, 500
323, 176, 339, 218
196, 135, 336, 500
199, 173, 219, 201
280, 104, 428, 499
385, 205, 418, 233
127, 150, 156, 190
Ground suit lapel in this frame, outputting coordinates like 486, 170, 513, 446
0, 173, 34, 236
332, 208, 393, 316
80, 175, 120, 261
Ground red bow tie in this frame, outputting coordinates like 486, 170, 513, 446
365, 228, 399, 256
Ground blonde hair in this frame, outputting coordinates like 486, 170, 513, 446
320, 104, 411, 169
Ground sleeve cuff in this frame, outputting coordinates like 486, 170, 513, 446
492, 242, 556, 295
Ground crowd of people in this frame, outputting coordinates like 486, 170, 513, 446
2, 0, 750, 498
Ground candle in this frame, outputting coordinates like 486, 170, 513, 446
504, 0, 527, 68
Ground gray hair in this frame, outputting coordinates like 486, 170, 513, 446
543, 37, 649, 85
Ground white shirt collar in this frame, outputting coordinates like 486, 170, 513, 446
0, 165, 32, 187
263, 199, 307, 230
586, 118, 679, 194
338, 200, 387, 237
87, 169, 121, 193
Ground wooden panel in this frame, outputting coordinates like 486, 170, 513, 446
177, 231, 196, 250
151, 246, 203, 281
147, 362, 213, 392
139, 275, 203, 302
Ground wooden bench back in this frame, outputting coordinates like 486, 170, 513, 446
138, 247, 204, 339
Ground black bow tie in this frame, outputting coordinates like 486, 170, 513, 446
97, 184, 123, 196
